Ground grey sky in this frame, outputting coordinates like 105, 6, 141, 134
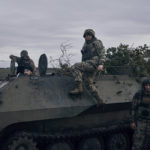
0, 0, 150, 67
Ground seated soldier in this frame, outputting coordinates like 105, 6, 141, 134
70, 29, 105, 104
10, 50, 37, 75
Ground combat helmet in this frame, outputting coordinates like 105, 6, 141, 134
142, 79, 150, 87
20, 50, 28, 58
83, 29, 95, 38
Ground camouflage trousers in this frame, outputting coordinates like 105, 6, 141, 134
132, 119, 150, 150
71, 62, 98, 97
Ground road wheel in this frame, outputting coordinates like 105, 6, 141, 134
2, 132, 38, 150
78, 137, 104, 150
106, 133, 130, 150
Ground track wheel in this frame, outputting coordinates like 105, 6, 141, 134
46, 142, 73, 150
78, 137, 104, 150
3, 132, 38, 150
106, 133, 130, 150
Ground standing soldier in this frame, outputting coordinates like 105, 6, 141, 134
70, 29, 105, 104
131, 79, 150, 150
10, 50, 37, 75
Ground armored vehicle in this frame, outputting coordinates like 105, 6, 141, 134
0, 55, 140, 150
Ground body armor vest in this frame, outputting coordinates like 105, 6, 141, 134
17, 58, 32, 74
138, 95, 150, 120
81, 39, 100, 64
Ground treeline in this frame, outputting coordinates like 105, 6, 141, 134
104, 44, 150, 76
0, 44, 150, 79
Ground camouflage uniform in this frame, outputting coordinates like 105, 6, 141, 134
70, 29, 105, 103
10, 50, 36, 75
131, 79, 150, 150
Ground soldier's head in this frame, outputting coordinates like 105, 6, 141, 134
142, 79, 150, 92
83, 29, 95, 41
20, 50, 28, 58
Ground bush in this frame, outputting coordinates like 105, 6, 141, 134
104, 44, 150, 76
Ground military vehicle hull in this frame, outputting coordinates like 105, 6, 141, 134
0, 75, 139, 150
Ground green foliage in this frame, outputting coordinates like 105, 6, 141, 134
104, 44, 150, 76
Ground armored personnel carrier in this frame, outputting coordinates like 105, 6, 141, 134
0, 55, 140, 150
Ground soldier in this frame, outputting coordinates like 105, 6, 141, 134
70, 29, 105, 104
10, 50, 37, 75
131, 79, 150, 150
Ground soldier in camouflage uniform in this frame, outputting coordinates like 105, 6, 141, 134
131, 79, 150, 150
70, 29, 105, 104
10, 50, 37, 75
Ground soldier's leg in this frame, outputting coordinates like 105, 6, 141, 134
84, 72, 103, 104
71, 62, 83, 83
70, 62, 95, 95
144, 120, 150, 150
131, 120, 146, 150
71, 62, 95, 82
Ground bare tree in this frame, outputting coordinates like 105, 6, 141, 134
49, 56, 59, 68
49, 42, 73, 69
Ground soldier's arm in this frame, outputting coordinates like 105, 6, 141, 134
81, 43, 86, 61
30, 59, 37, 75
130, 92, 141, 123
9, 55, 20, 63
93, 40, 105, 65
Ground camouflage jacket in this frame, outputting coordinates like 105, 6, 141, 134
131, 91, 150, 122
10, 55, 37, 74
81, 38, 105, 67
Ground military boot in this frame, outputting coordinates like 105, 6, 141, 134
93, 92, 104, 107
69, 82, 83, 95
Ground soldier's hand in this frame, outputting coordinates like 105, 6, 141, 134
9, 55, 13, 59
131, 122, 136, 130
24, 69, 32, 76
97, 65, 103, 71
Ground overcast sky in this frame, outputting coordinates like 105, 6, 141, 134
0, 0, 150, 68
